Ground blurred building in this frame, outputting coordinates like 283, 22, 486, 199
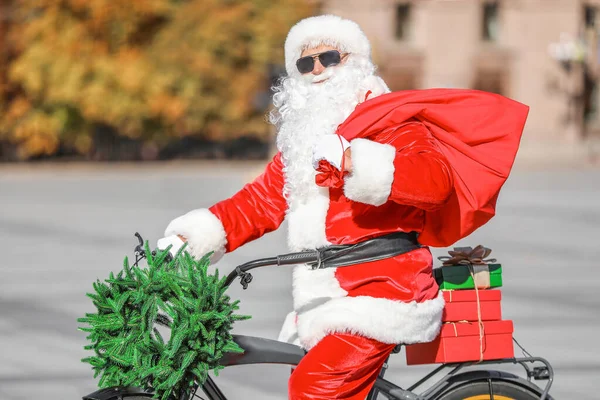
318, 0, 600, 155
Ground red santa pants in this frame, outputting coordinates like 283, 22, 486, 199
288, 333, 396, 399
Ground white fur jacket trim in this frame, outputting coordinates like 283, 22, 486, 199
280, 291, 445, 350
344, 138, 397, 206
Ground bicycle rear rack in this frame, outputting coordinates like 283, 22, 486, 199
370, 355, 553, 400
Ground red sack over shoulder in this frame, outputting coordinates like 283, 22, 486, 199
336, 89, 529, 247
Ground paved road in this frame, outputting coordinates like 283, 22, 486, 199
0, 161, 598, 400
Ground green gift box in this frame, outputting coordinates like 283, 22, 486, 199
433, 264, 503, 290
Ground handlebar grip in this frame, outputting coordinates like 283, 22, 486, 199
277, 251, 319, 266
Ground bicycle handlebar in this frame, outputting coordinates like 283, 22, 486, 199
223, 250, 320, 289
133, 232, 320, 290
277, 251, 320, 265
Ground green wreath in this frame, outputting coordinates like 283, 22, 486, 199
78, 241, 250, 400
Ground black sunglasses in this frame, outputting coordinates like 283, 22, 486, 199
296, 50, 347, 74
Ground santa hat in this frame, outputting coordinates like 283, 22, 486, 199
284, 15, 372, 78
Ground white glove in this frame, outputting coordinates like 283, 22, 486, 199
157, 235, 186, 257
312, 135, 350, 170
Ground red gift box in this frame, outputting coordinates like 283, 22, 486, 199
405, 320, 514, 365
442, 289, 502, 322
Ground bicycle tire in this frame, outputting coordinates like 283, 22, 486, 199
436, 380, 548, 400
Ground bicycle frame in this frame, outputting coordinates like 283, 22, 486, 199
193, 334, 553, 400
196, 252, 555, 400
82, 236, 555, 400
82, 350, 554, 400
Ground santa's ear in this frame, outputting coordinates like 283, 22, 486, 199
358, 75, 391, 103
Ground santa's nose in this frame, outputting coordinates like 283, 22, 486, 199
312, 59, 325, 75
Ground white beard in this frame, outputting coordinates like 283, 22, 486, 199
269, 56, 375, 251
271, 57, 375, 203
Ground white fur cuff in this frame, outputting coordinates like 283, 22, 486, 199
344, 138, 396, 206
164, 208, 228, 262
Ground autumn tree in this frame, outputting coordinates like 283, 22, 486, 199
0, 0, 315, 160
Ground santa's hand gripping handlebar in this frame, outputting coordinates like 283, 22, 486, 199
133, 232, 320, 290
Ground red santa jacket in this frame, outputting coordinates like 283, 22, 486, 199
165, 121, 455, 350
164, 89, 528, 350
209, 121, 453, 252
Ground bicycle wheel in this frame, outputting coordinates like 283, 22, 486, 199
437, 380, 547, 400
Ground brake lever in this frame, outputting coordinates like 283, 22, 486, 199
134, 232, 174, 265
235, 267, 253, 290
134, 232, 145, 257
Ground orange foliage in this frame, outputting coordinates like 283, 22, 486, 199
0, 0, 315, 159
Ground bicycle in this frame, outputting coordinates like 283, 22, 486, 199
82, 234, 554, 400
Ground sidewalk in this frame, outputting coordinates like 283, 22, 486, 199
512, 139, 600, 170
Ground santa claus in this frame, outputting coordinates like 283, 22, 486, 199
157, 14, 528, 400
